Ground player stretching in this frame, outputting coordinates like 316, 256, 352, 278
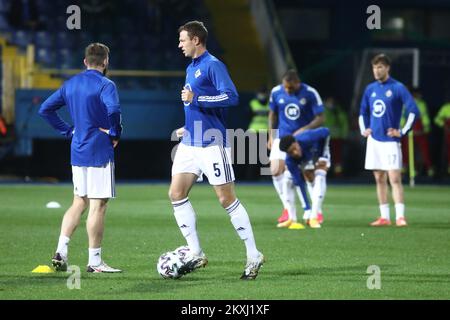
170, 21, 264, 280
359, 54, 419, 227
279, 128, 331, 229
268, 70, 325, 228
39, 43, 123, 272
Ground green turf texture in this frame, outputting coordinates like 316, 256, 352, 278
0, 183, 449, 300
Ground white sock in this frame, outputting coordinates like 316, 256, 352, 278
226, 199, 259, 260
296, 186, 310, 220
303, 209, 311, 220
56, 235, 70, 259
395, 203, 405, 219
272, 174, 288, 209
379, 204, 390, 220
306, 181, 314, 200
88, 247, 101, 266
311, 170, 327, 219
284, 172, 297, 222
172, 198, 201, 255
319, 173, 327, 213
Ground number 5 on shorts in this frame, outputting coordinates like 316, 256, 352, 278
213, 163, 221, 177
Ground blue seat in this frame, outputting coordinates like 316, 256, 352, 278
12, 30, 32, 48
34, 31, 54, 48
36, 47, 55, 67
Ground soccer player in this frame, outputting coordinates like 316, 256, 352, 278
170, 21, 264, 280
279, 128, 331, 229
39, 43, 123, 272
359, 54, 419, 227
268, 70, 325, 228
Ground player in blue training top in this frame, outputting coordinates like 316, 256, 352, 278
279, 128, 331, 230
268, 70, 325, 229
169, 21, 264, 280
359, 54, 419, 227
39, 43, 123, 273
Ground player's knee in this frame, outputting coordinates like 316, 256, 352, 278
218, 194, 235, 208
270, 162, 284, 176
74, 196, 88, 211
374, 172, 387, 184
168, 188, 187, 202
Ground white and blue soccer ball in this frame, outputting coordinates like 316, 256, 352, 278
173, 245, 191, 263
157, 251, 183, 279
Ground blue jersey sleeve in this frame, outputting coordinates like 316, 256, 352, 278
194, 61, 239, 108
297, 127, 330, 144
359, 87, 371, 132
38, 86, 73, 138
100, 81, 123, 139
398, 84, 419, 136
307, 87, 325, 116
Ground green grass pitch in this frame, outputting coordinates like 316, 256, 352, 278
0, 183, 449, 300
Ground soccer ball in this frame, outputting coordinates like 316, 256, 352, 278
156, 251, 183, 279
173, 245, 191, 263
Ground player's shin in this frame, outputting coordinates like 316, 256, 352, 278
172, 198, 202, 255
311, 169, 327, 219
226, 199, 259, 260
285, 173, 297, 221
272, 174, 289, 209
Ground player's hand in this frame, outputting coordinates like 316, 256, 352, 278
99, 127, 119, 148
181, 88, 194, 103
176, 127, 185, 138
387, 128, 401, 137
362, 128, 372, 137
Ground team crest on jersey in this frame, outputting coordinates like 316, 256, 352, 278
385, 90, 392, 97
372, 99, 386, 118
278, 98, 285, 104
195, 69, 201, 78
285, 103, 301, 120
299, 98, 307, 105
371, 92, 376, 98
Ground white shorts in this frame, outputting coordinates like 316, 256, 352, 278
72, 161, 115, 199
269, 138, 286, 161
365, 135, 402, 171
172, 143, 235, 185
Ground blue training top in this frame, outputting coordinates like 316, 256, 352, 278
39, 69, 122, 167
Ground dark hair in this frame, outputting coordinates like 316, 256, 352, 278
371, 53, 391, 66
85, 42, 109, 67
279, 135, 296, 152
178, 20, 208, 45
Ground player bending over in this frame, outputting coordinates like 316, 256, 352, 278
279, 127, 331, 229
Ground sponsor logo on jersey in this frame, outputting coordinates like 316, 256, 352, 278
385, 89, 392, 97
372, 99, 386, 118
285, 103, 301, 120
195, 69, 201, 78
300, 98, 307, 105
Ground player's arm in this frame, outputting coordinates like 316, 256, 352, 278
186, 61, 238, 108
388, 85, 419, 138
293, 87, 325, 135
99, 82, 123, 144
293, 113, 325, 136
286, 157, 311, 210
267, 88, 279, 150
358, 88, 371, 137
268, 110, 278, 150
38, 87, 73, 138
